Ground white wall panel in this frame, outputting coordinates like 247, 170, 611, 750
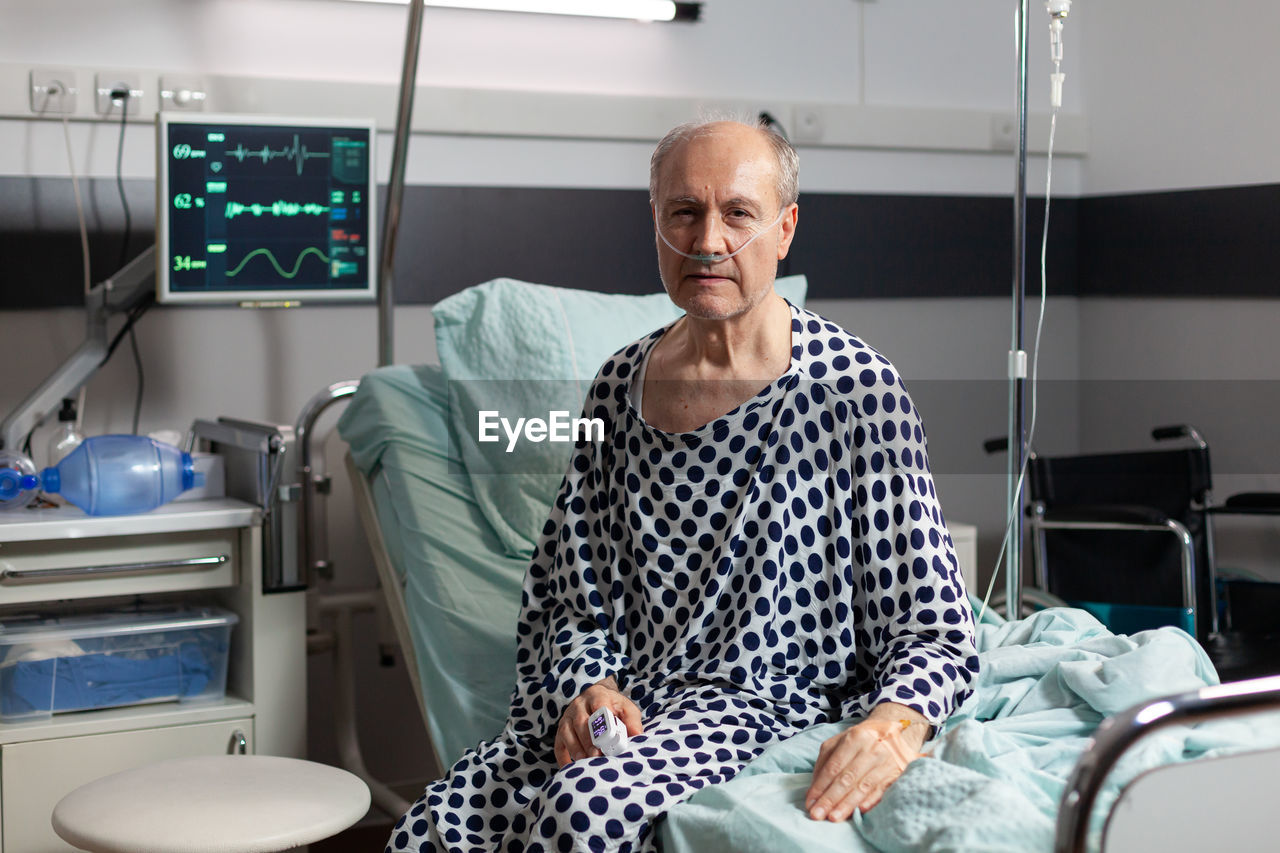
0, 0, 1083, 197
1081, 1, 1280, 194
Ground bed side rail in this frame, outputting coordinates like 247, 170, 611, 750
1055, 673, 1280, 853
295, 379, 360, 585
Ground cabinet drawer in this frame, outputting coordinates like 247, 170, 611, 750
1, 717, 254, 852
0, 528, 241, 605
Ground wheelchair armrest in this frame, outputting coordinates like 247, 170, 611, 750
1152, 424, 1208, 449
1034, 504, 1169, 527
1151, 425, 1189, 441
1212, 492, 1280, 516
1029, 505, 1198, 624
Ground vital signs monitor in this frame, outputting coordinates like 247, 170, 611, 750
156, 113, 376, 305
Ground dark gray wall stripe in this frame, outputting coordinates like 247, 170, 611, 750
795, 192, 1077, 300
3, 176, 1268, 309
1077, 184, 1280, 298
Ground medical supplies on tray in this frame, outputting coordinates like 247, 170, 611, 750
0, 606, 237, 721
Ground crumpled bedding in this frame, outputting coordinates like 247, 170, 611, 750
660, 605, 1280, 853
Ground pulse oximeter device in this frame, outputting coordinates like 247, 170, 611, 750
588, 706, 628, 756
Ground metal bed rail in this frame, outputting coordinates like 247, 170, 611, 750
1055, 673, 1280, 853
295, 380, 361, 585
295, 378, 422, 817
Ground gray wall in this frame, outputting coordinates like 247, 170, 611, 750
1075, 299, 1280, 579
1076, 2, 1280, 580
1079, 1, 1280, 194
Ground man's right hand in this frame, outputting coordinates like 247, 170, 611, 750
554, 676, 644, 767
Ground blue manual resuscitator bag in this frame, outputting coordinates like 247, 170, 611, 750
39, 434, 205, 516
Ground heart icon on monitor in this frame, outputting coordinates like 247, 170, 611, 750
211, 162, 223, 173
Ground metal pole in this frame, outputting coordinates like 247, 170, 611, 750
378, 0, 426, 367
1006, 0, 1030, 617
295, 379, 360, 587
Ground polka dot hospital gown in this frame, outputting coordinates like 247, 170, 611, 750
389, 301, 979, 853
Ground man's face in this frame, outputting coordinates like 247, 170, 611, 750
652, 123, 798, 321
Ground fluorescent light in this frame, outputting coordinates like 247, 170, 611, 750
344, 0, 680, 22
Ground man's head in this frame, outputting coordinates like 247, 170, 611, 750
649, 118, 799, 321
649, 118, 799, 211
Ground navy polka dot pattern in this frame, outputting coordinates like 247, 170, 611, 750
388, 301, 979, 853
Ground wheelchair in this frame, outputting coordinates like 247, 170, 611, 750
987, 426, 1280, 680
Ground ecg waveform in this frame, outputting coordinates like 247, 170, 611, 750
224, 134, 331, 177
224, 200, 331, 220
226, 246, 330, 280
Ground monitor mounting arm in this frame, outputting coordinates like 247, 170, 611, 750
1, 246, 156, 451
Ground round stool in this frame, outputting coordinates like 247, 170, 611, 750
51, 755, 371, 853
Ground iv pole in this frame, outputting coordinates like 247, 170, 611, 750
378, 0, 427, 367
1006, 0, 1030, 616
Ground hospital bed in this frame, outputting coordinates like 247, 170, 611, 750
334, 278, 1280, 852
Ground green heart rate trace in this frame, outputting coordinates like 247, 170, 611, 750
223, 133, 332, 178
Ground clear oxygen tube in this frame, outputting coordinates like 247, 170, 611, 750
656, 205, 789, 265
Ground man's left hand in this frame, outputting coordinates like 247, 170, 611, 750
804, 702, 930, 821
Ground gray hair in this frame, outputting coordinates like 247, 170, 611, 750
649, 113, 800, 210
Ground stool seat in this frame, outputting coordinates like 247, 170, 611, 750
52, 755, 371, 853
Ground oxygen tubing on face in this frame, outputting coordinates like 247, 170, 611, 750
656, 206, 789, 265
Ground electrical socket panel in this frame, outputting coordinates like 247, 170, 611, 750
94, 71, 144, 116
791, 106, 825, 144
29, 69, 78, 115
990, 114, 1018, 152
159, 75, 208, 112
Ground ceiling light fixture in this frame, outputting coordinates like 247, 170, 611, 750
343, 0, 701, 22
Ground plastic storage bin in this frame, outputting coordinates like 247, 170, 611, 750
0, 606, 238, 722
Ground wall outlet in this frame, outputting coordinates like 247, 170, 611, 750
791, 106, 825, 144
990, 114, 1017, 152
95, 71, 143, 116
29, 69, 78, 115
160, 75, 208, 112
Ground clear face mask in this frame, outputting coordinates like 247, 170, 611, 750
655, 205, 789, 266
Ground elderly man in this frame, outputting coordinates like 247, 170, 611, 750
389, 118, 978, 853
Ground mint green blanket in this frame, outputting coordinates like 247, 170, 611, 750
661, 606, 1276, 852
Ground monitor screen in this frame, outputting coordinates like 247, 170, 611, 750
156, 113, 377, 305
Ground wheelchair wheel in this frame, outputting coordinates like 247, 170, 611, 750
988, 587, 1069, 620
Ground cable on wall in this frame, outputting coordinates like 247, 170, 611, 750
108, 87, 148, 435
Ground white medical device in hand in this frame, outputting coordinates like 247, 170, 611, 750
588, 707, 628, 756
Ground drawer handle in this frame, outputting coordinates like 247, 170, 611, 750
228, 729, 248, 755
0, 554, 230, 585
